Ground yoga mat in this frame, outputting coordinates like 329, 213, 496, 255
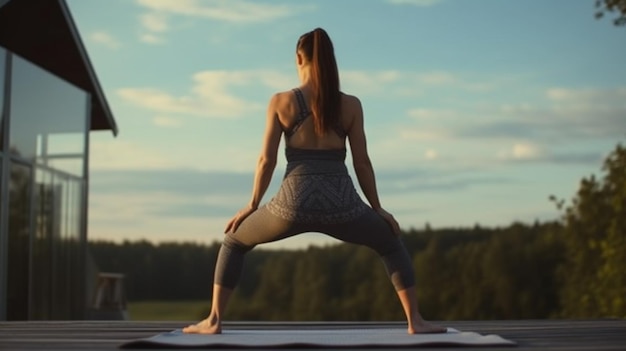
120, 327, 516, 348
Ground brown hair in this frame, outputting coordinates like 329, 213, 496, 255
297, 28, 341, 136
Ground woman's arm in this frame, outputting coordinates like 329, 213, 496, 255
347, 96, 400, 235
248, 94, 283, 208
348, 96, 381, 209
225, 94, 283, 233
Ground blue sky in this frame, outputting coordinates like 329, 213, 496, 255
67, 0, 626, 249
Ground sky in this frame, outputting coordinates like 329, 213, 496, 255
67, 0, 626, 249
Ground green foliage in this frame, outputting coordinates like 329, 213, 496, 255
557, 144, 626, 318
595, 0, 626, 26
90, 240, 222, 300
91, 222, 564, 321
411, 223, 563, 320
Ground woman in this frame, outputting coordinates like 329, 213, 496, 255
183, 28, 446, 335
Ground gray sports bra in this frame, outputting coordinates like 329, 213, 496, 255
284, 88, 346, 139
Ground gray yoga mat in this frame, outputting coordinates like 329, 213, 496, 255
120, 327, 516, 348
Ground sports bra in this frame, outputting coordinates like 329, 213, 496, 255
284, 88, 347, 139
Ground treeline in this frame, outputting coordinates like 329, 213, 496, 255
89, 144, 626, 321
89, 222, 563, 321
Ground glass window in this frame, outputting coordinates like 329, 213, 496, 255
31, 167, 85, 320
31, 168, 53, 320
0, 48, 6, 152
7, 161, 31, 320
9, 54, 87, 176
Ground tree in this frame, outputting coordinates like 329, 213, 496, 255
557, 144, 626, 318
595, 0, 626, 26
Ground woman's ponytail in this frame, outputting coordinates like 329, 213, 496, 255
298, 28, 341, 136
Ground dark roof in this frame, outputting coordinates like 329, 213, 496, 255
0, 0, 118, 136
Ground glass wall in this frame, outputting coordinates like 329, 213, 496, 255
31, 169, 53, 319
0, 47, 8, 322
3, 52, 89, 320
0, 47, 6, 151
6, 161, 31, 320
30, 169, 84, 319
9, 55, 86, 176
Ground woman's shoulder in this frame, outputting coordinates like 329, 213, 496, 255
268, 90, 295, 110
340, 92, 362, 111
271, 89, 301, 103
270, 89, 362, 110
272, 90, 293, 99
269, 89, 301, 120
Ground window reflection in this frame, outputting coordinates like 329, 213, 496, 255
3, 51, 89, 320
28, 167, 85, 320
31, 169, 53, 320
7, 161, 31, 320
0, 47, 6, 152
9, 54, 87, 176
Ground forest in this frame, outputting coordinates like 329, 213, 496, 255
90, 144, 626, 321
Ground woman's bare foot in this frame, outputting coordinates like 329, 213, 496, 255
407, 320, 447, 334
182, 316, 221, 334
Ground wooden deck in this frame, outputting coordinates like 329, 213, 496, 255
0, 319, 624, 350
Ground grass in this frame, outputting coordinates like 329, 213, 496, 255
127, 300, 210, 321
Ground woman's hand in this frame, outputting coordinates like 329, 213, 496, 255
375, 207, 401, 237
224, 205, 257, 234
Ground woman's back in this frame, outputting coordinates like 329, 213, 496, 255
275, 88, 359, 151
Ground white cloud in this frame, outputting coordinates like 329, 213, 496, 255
90, 31, 121, 49
135, 0, 313, 23
401, 86, 626, 143
424, 149, 438, 160
91, 133, 262, 173
140, 12, 169, 32
546, 87, 626, 103
382, 85, 625, 170
89, 192, 226, 243
417, 71, 456, 85
498, 142, 544, 160
413, 71, 496, 92
496, 87, 626, 140
341, 70, 402, 95
138, 12, 169, 44
90, 140, 183, 170
139, 33, 165, 44
398, 129, 449, 141
118, 70, 296, 119
408, 108, 458, 120
341, 70, 498, 97
494, 141, 601, 165
386, 0, 444, 6
134, 0, 314, 44
153, 116, 182, 127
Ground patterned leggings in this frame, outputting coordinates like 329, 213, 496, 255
213, 205, 416, 291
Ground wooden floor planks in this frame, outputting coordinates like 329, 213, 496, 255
0, 319, 624, 350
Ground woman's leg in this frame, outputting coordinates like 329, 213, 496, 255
397, 286, 447, 334
322, 210, 446, 334
184, 206, 303, 334
182, 284, 232, 334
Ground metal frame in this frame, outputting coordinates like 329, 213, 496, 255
0, 49, 11, 321
25, 158, 37, 320
79, 93, 91, 319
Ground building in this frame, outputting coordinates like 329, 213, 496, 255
0, 0, 118, 320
